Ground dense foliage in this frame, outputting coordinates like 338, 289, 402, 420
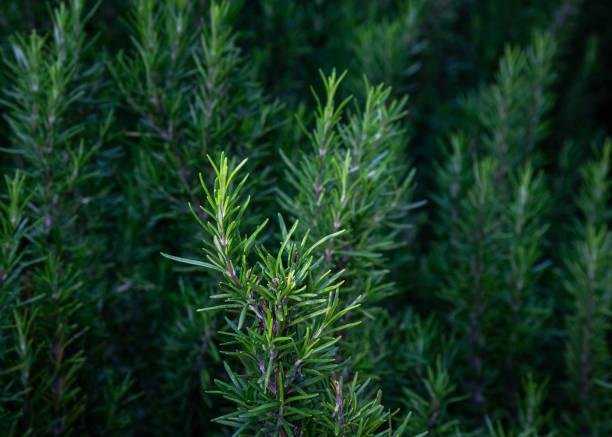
0, 0, 610, 435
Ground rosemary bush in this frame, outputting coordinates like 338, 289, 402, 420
0, 0, 610, 435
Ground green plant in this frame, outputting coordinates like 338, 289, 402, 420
165, 154, 409, 435
1, 0, 611, 434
